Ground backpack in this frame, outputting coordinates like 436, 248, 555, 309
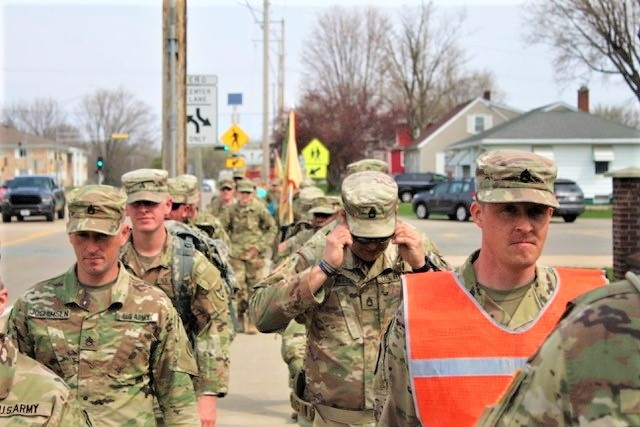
165, 220, 239, 330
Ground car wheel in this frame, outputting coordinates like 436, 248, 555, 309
400, 191, 413, 203
46, 208, 55, 222
415, 204, 429, 219
563, 215, 577, 223
16, 214, 24, 222
2, 213, 10, 223
455, 205, 469, 222
57, 205, 65, 219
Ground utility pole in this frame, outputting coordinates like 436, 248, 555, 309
261, 0, 270, 181
162, 0, 187, 176
277, 19, 285, 127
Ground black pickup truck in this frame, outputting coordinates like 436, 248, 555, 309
1, 175, 66, 222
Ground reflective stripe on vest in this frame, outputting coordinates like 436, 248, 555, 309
404, 268, 607, 427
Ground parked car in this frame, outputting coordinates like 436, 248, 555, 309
2, 175, 66, 222
394, 172, 450, 203
411, 178, 476, 221
553, 178, 585, 222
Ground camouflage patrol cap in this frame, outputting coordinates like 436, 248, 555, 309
219, 179, 234, 190
236, 179, 255, 192
168, 174, 199, 205
298, 186, 325, 202
66, 185, 127, 235
341, 171, 398, 238
309, 196, 342, 215
232, 170, 245, 180
346, 159, 389, 175
300, 177, 316, 188
475, 149, 559, 208
121, 168, 170, 204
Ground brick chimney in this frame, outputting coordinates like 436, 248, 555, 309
483, 90, 491, 101
578, 86, 589, 112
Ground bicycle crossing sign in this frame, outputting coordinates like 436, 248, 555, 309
220, 124, 249, 152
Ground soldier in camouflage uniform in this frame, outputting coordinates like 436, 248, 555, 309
221, 179, 277, 334
377, 150, 607, 426
167, 174, 231, 246
208, 179, 236, 217
249, 171, 451, 426
0, 276, 91, 426
7, 185, 199, 426
119, 169, 230, 427
479, 270, 640, 426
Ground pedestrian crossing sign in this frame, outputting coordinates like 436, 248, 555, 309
302, 138, 329, 166
220, 124, 249, 152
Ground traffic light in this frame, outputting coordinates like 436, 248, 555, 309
96, 156, 104, 170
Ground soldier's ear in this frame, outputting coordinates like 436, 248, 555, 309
0, 287, 8, 315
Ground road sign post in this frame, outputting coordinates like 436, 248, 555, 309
187, 75, 218, 147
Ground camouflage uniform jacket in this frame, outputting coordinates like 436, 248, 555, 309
377, 250, 558, 425
120, 231, 231, 396
0, 334, 90, 426
479, 273, 640, 426
208, 197, 235, 218
7, 264, 199, 426
193, 211, 231, 247
274, 227, 314, 266
222, 198, 277, 259
249, 228, 451, 412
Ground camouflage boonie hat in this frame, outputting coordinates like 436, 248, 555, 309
346, 159, 389, 175
66, 185, 126, 236
236, 179, 255, 192
309, 196, 342, 215
342, 171, 398, 238
219, 179, 235, 190
475, 149, 559, 208
168, 174, 199, 205
121, 169, 169, 204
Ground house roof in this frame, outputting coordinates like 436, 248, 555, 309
405, 97, 522, 151
0, 125, 54, 147
449, 103, 640, 149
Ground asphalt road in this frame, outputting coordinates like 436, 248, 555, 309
0, 215, 613, 426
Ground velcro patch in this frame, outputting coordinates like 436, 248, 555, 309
0, 402, 52, 417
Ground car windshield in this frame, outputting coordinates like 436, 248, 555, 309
9, 177, 51, 189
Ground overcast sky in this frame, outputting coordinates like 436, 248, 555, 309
1, 0, 635, 141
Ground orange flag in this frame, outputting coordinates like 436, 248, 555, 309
279, 110, 303, 225
273, 150, 283, 180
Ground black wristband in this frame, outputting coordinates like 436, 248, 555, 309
317, 259, 338, 277
411, 260, 432, 273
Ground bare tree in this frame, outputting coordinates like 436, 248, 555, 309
524, 0, 640, 103
384, 2, 503, 136
1, 97, 68, 140
75, 87, 158, 184
593, 103, 640, 128
296, 6, 399, 189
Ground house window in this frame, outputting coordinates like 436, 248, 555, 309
467, 115, 493, 134
594, 161, 609, 174
15, 148, 27, 158
475, 116, 485, 133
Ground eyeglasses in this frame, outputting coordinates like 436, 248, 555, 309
351, 234, 393, 245
220, 188, 233, 192
130, 200, 159, 208
171, 203, 184, 211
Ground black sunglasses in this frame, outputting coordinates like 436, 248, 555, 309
171, 202, 184, 211
351, 234, 392, 245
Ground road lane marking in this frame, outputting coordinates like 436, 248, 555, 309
1, 230, 61, 247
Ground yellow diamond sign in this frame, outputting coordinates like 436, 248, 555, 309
220, 124, 250, 152
225, 156, 245, 168
302, 138, 330, 165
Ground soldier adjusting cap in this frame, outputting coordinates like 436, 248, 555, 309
341, 171, 398, 238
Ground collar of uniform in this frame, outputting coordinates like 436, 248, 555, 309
342, 244, 399, 276
60, 263, 130, 308
0, 334, 17, 399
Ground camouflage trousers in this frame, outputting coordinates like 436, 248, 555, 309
229, 256, 266, 315
280, 320, 307, 389
312, 405, 375, 427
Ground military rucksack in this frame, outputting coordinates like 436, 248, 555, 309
165, 220, 239, 332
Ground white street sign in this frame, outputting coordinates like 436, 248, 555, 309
187, 74, 218, 146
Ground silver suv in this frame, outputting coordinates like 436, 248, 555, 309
553, 178, 585, 223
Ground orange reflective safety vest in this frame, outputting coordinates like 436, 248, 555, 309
404, 268, 607, 426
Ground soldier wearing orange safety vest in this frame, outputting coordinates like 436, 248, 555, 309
375, 149, 607, 426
